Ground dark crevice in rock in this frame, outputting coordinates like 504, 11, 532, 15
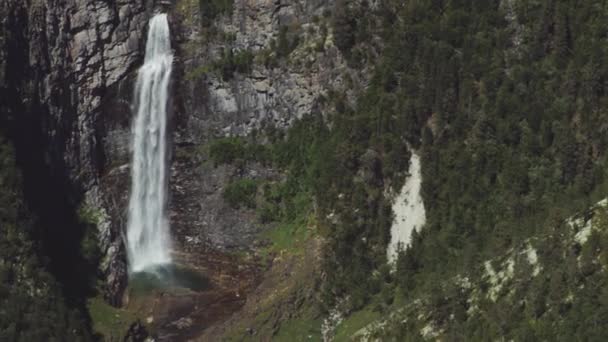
1, 0, 96, 329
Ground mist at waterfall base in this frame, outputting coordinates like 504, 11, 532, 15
129, 264, 210, 294
126, 13, 173, 276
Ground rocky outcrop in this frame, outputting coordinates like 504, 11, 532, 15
174, 0, 362, 140
169, 0, 367, 253
124, 320, 150, 342
171, 146, 280, 251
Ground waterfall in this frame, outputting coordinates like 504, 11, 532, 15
126, 14, 173, 273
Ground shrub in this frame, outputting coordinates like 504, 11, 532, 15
199, 0, 234, 25
208, 137, 270, 165
332, 0, 357, 54
187, 49, 255, 81
218, 49, 255, 80
223, 179, 259, 209
77, 205, 102, 272
209, 137, 248, 164
276, 25, 300, 58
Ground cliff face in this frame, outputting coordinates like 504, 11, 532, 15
169, 0, 365, 254
2, 0, 357, 337
1, 0, 148, 180
2, 0, 347, 312
175, 0, 345, 139
0, 0, 153, 305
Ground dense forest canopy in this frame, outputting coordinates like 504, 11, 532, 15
308, 0, 608, 338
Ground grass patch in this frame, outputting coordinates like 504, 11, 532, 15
333, 307, 381, 342
260, 213, 313, 258
273, 304, 323, 341
88, 296, 138, 340
221, 239, 322, 341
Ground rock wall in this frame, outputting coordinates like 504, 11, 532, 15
174, 0, 364, 140
168, 0, 367, 254
0, 0, 156, 305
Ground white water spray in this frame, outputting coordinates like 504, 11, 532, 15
126, 14, 173, 273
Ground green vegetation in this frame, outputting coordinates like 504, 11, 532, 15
310, 0, 608, 338
185, 64, 213, 81
208, 0, 608, 338
333, 307, 380, 342
223, 285, 322, 342
223, 179, 259, 209
261, 214, 312, 257
7, 0, 608, 339
209, 117, 329, 277
176, 0, 199, 27
344, 202, 608, 340
210, 114, 330, 218
215, 49, 254, 80
77, 205, 102, 285
275, 25, 300, 59
331, 0, 373, 66
199, 0, 234, 24
208, 137, 270, 165
272, 303, 323, 341
220, 234, 322, 341
386, 0, 608, 297
0, 134, 94, 340
187, 49, 255, 81
331, 0, 357, 54
88, 296, 138, 340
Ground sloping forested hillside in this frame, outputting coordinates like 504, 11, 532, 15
309, 0, 608, 339
198, 1, 608, 339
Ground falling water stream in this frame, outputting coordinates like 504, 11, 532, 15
126, 13, 173, 273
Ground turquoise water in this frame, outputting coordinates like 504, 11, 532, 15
129, 264, 210, 294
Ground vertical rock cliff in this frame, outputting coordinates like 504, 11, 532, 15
0, 0, 153, 305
